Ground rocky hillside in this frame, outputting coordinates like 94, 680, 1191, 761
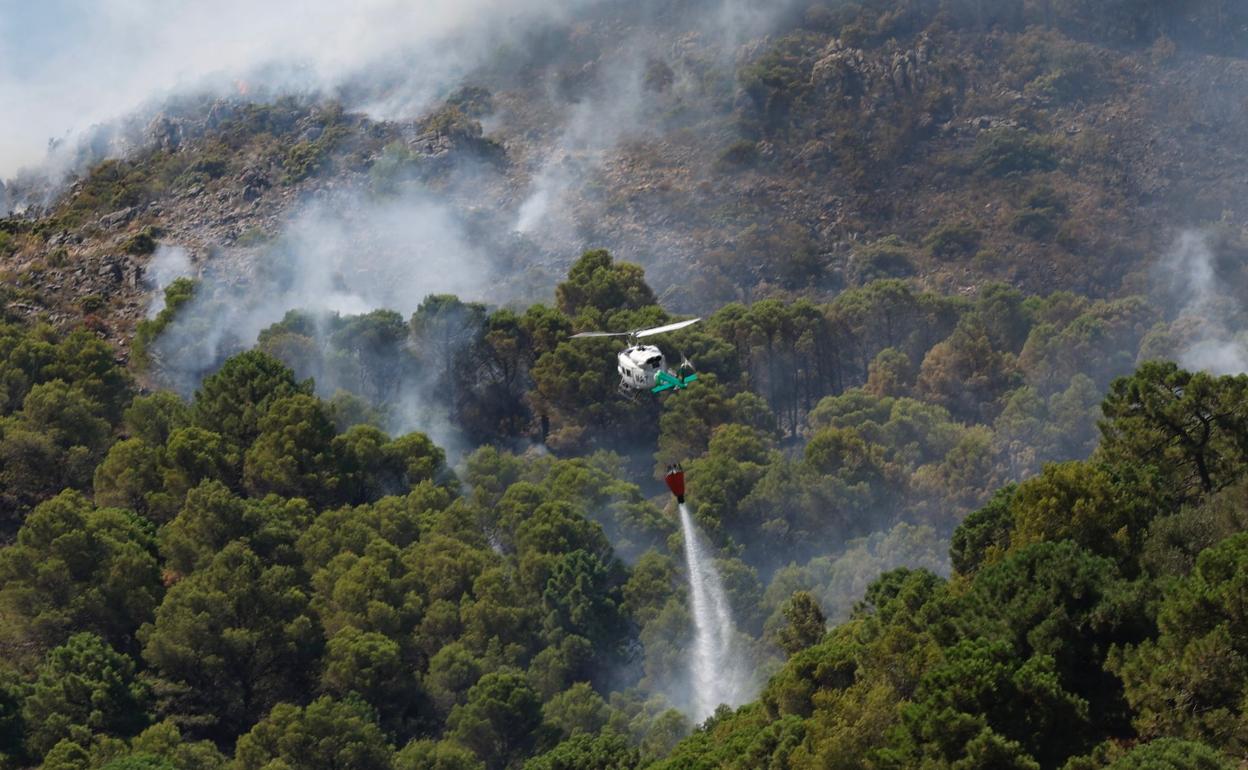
4, 0, 1248, 348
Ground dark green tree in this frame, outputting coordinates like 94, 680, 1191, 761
191, 351, 309, 448
139, 542, 322, 740
242, 393, 339, 502
331, 309, 409, 404
0, 491, 162, 656
447, 670, 546, 769
1099, 362, 1248, 503
22, 633, 149, 756
950, 485, 1016, 576
1111, 532, 1248, 755
555, 250, 657, 321
122, 392, 190, 447
523, 731, 640, 770
1104, 738, 1232, 770
776, 591, 827, 655
93, 439, 164, 518
395, 739, 485, 770
231, 696, 393, 770
541, 683, 608, 739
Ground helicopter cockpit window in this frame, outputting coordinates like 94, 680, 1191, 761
645, 355, 662, 368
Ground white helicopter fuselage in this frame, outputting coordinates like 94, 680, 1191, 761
618, 345, 666, 390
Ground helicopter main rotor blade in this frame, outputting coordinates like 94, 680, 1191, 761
634, 318, 701, 338
570, 331, 634, 338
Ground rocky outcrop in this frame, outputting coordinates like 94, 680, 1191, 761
812, 35, 934, 104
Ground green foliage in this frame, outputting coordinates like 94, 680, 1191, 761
917, 315, 1021, 421
191, 350, 310, 448
541, 683, 608, 738
280, 108, 349, 183
427, 106, 485, 141
1103, 738, 1232, 770
0, 491, 162, 656
132, 279, 196, 372
321, 627, 425, 735
41, 739, 92, 770
0, 668, 26, 768
127, 720, 226, 770
965, 541, 1146, 736
1012, 186, 1068, 240
852, 236, 916, 284
1, 379, 116, 517
555, 250, 657, 322
999, 459, 1158, 574
0, 322, 133, 416
950, 485, 1015, 575
523, 731, 640, 770
23, 633, 149, 756
737, 32, 822, 133
123, 228, 158, 256
774, 591, 826, 655
5, 203, 1248, 770
886, 638, 1081, 768
159, 480, 309, 574
242, 393, 338, 502
924, 221, 981, 259
93, 438, 164, 517
765, 522, 947, 627
139, 542, 322, 739
395, 739, 484, 770
448, 670, 546, 769
1111, 533, 1248, 755
232, 696, 393, 770
1099, 361, 1248, 504
972, 128, 1059, 177
1141, 478, 1248, 577
98, 755, 176, 770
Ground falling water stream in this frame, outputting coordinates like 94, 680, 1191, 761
678, 502, 749, 721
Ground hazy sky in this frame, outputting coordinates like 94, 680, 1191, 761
0, 0, 590, 178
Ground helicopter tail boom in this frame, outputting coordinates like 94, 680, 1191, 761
651, 370, 698, 393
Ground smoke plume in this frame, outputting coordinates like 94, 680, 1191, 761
148, 185, 507, 452
145, 244, 193, 317
0, 0, 605, 179
1155, 230, 1248, 374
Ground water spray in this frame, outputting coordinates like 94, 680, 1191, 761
677, 500, 751, 721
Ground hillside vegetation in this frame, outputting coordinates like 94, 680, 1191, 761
2, 1, 1248, 769
5, 0, 1248, 332
1, 247, 1247, 768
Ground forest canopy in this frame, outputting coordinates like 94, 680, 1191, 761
0, 246, 1245, 770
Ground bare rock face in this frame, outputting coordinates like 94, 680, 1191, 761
239, 166, 272, 202
147, 116, 184, 152
99, 207, 136, 229
812, 35, 933, 104
812, 39, 870, 101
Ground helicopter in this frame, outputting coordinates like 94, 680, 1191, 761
571, 318, 701, 394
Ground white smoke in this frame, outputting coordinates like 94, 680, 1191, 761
145, 244, 193, 317
513, 47, 649, 235
510, 0, 797, 239
1156, 230, 1248, 374
10, 0, 802, 447
150, 185, 500, 425
0, 0, 601, 179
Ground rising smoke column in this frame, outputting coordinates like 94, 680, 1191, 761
1157, 230, 1248, 374
678, 502, 751, 721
